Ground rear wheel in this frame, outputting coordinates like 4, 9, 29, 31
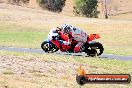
86, 42, 104, 57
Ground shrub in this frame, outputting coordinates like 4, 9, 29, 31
74, 0, 99, 18
38, 0, 66, 12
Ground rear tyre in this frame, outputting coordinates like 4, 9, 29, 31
87, 49, 97, 57
86, 42, 104, 57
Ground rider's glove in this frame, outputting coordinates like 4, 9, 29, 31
63, 41, 71, 45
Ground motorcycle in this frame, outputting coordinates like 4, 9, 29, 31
41, 31, 104, 57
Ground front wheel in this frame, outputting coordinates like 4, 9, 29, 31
87, 42, 104, 57
41, 41, 59, 53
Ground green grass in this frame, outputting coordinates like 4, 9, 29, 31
0, 51, 131, 88
0, 22, 48, 48
0, 21, 132, 55
0, 31, 45, 48
0, 3, 131, 88
0, 1, 132, 56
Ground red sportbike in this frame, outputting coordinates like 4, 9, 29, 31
41, 31, 104, 57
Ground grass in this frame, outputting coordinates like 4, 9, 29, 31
0, 31, 45, 48
0, 21, 132, 55
0, 3, 132, 88
0, 51, 131, 88
0, 22, 48, 48
3, 69, 14, 75
0, 4, 132, 56
1, 50, 132, 74
110, 12, 132, 21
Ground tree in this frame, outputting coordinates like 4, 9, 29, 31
100, 0, 111, 19
38, 0, 66, 12
74, 0, 99, 18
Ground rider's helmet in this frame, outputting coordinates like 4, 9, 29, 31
61, 24, 72, 34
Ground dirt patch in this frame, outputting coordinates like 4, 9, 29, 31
0, 55, 81, 78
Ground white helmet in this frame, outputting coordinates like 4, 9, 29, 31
61, 24, 72, 34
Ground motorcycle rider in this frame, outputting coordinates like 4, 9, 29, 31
48, 27, 70, 45
60, 24, 88, 53
48, 27, 61, 40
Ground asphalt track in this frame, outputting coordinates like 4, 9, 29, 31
0, 46, 132, 60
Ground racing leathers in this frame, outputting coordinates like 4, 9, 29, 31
61, 24, 88, 53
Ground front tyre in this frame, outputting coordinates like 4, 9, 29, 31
41, 41, 58, 53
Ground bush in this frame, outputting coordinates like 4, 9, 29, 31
38, 0, 66, 12
74, 0, 99, 18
